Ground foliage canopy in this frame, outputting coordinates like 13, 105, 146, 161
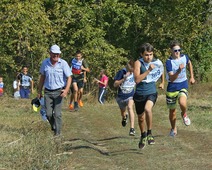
0, 0, 211, 95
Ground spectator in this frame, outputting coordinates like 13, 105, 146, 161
17, 66, 34, 99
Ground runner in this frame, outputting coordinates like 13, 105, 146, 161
69, 50, 90, 111
114, 60, 136, 136
133, 43, 164, 149
166, 40, 195, 137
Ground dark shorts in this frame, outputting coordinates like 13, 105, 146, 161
133, 93, 158, 115
72, 77, 84, 89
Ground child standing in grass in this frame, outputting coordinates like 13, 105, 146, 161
166, 40, 195, 137
94, 69, 109, 104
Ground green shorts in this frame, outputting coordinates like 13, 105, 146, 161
166, 89, 188, 109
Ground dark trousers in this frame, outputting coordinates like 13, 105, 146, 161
98, 87, 106, 104
20, 87, 30, 98
44, 88, 63, 135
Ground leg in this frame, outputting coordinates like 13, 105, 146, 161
145, 93, 158, 144
53, 90, 63, 135
78, 82, 84, 107
98, 87, 105, 104
120, 107, 128, 127
69, 86, 74, 110
72, 82, 79, 110
178, 93, 190, 126
179, 95, 187, 116
169, 109, 177, 133
72, 82, 78, 103
166, 91, 178, 135
20, 87, 24, 98
44, 91, 55, 132
26, 88, 30, 99
134, 97, 147, 148
127, 99, 135, 129
144, 100, 154, 133
138, 113, 146, 134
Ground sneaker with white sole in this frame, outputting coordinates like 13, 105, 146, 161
182, 113, 191, 126
129, 128, 135, 136
169, 129, 177, 137
147, 135, 155, 145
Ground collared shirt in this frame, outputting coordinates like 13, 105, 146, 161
40, 57, 72, 90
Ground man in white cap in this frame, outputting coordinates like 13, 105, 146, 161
37, 44, 72, 136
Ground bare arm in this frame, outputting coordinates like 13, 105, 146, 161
114, 73, 130, 87
134, 60, 154, 84
188, 60, 195, 84
37, 75, 45, 98
30, 79, 34, 93
98, 79, 108, 86
159, 71, 165, 89
61, 76, 72, 97
81, 66, 90, 73
114, 78, 125, 87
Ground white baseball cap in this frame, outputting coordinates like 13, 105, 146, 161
50, 44, 61, 54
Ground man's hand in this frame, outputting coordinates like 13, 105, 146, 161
61, 89, 68, 97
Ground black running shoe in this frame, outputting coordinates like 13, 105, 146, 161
129, 128, 135, 136
74, 102, 79, 111
121, 114, 128, 127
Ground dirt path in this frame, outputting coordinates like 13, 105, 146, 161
60, 102, 212, 170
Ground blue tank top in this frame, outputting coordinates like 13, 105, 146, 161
135, 58, 162, 95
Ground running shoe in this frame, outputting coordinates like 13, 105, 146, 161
121, 114, 128, 127
69, 103, 74, 110
78, 100, 84, 107
129, 128, 135, 136
138, 136, 147, 149
147, 135, 155, 145
169, 129, 176, 137
182, 113, 191, 126
74, 102, 79, 111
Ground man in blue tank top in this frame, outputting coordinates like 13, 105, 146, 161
166, 40, 195, 137
133, 43, 164, 149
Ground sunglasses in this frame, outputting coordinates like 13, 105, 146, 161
173, 49, 181, 52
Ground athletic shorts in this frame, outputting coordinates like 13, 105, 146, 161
72, 77, 84, 89
116, 96, 133, 110
166, 88, 188, 109
133, 93, 158, 115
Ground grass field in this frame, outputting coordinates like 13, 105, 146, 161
0, 83, 212, 170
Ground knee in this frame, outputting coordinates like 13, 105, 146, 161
144, 108, 152, 114
138, 114, 145, 122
